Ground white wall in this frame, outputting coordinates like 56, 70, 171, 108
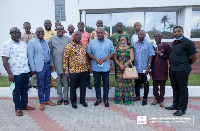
0, 0, 80, 75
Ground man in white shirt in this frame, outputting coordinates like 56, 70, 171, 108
64, 24, 75, 38
131, 22, 150, 43
1, 27, 35, 116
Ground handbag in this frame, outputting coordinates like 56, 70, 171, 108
123, 61, 138, 79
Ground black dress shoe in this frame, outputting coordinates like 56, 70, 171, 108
173, 110, 185, 116
80, 102, 88, 107
142, 99, 147, 106
72, 103, 77, 109
134, 97, 141, 101
165, 105, 178, 110
104, 100, 109, 107
94, 100, 101, 106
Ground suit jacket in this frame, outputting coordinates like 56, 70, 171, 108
28, 37, 50, 72
49, 35, 71, 74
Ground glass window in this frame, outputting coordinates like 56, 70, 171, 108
145, 12, 177, 39
191, 11, 200, 38
86, 14, 110, 33
112, 12, 144, 36
54, 0, 66, 21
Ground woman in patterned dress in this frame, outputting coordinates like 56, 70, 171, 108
114, 36, 134, 105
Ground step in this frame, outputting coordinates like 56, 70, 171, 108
0, 86, 200, 98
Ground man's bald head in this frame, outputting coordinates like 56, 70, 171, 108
134, 22, 142, 33
96, 20, 103, 27
68, 24, 75, 34
74, 31, 82, 43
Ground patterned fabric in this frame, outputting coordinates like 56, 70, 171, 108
1, 39, 30, 75
21, 32, 36, 44
110, 31, 131, 48
44, 29, 57, 41
90, 29, 109, 40
87, 38, 115, 72
71, 31, 90, 49
63, 42, 89, 74
114, 46, 134, 105
133, 41, 155, 73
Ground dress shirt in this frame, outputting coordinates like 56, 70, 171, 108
44, 29, 57, 41
71, 31, 90, 49
133, 40, 155, 73
87, 38, 115, 72
63, 42, 89, 74
37, 38, 50, 63
64, 32, 72, 38
90, 29, 109, 40
21, 32, 36, 44
1, 39, 30, 75
131, 33, 150, 44
169, 37, 197, 72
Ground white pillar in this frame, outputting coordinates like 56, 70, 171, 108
180, 6, 192, 38
109, 12, 112, 36
81, 10, 86, 30
144, 12, 146, 31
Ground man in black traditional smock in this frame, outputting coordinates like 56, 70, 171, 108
151, 32, 171, 107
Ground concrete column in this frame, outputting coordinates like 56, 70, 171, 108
180, 6, 192, 38
144, 12, 146, 31
81, 10, 86, 30
109, 12, 112, 36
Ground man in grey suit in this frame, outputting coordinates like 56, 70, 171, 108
49, 25, 71, 105
28, 27, 56, 111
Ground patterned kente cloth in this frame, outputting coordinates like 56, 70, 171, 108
114, 46, 134, 105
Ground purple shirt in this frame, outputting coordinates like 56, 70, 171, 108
37, 38, 50, 63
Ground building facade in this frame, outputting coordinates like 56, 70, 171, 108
0, 0, 200, 75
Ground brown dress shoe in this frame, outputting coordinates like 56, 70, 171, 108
21, 106, 35, 110
15, 110, 23, 116
45, 101, 56, 106
159, 102, 164, 107
39, 103, 45, 111
151, 100, 158, 105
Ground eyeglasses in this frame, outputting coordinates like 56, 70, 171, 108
154, 36, 162, 38
10, 31, 21, 35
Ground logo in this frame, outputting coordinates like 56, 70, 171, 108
137, 116, 147, 124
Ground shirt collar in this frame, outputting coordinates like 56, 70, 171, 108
37, 37, 45, 42
10, 39, 21, 44
71, 41, 83, 46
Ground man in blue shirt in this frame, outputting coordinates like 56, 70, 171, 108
133, 30, 155, 106
87, 27, 115, 107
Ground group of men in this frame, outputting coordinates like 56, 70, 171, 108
1, 19, 197, 117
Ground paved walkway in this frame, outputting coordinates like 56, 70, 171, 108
0, 97, 200, 131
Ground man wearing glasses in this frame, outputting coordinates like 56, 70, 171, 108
28, 27, 56, 111
1, 27, 35, 116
